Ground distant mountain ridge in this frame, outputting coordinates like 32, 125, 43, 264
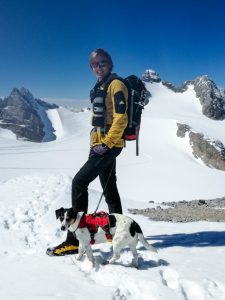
1, 71, 225, 144
0, 87, 58, 142
142, 69, 225, 171
142, 69, 225, 120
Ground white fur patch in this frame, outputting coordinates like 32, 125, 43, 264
68, 212, 83, 232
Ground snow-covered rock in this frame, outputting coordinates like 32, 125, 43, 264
142, 69, 161, 83
177, 123, 225, 171
183, 75, 225, 120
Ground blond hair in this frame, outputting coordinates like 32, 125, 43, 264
89, 48, 113, 71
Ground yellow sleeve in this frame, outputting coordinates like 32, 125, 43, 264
102, 79, 128, 148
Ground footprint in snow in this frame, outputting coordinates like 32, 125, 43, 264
180, 280, 205, 300
205, 279, 225, 299
160, 267, 179, 290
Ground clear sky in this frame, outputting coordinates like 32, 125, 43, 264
1, 0, 225, 100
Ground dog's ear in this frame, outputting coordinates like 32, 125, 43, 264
65, 207, 79, 220
55, 207, 67, 221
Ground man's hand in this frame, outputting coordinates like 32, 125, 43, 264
92, 144, 109, 155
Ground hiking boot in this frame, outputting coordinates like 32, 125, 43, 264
46, 241, 79, 256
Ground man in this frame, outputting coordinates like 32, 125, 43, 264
47, 48, 128, 256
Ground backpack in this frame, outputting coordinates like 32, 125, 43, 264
91, 74, 150, 156
123, 75, 150, 149
109, 75, 150, 156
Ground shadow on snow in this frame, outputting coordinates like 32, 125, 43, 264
93, 247, 169, 270
147, 231, 225, 248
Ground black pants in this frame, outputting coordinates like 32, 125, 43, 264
66, 147, 122, 244
71, 147, 122, 214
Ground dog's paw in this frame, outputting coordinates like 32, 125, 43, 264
131, 258, 139, 268
91, 261, 96, 268
75, 254, 82, 261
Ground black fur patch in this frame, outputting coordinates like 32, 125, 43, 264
66, 208, 78, 221
108, 214, 117, 228
55, 207, 67, 221
129, 221, 142, 237
114, 91, 126, 114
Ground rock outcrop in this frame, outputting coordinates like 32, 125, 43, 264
182, 76, 225, 120
177, 123, 225, 171
142, 69, 161, 83
0, 87, 58, 142
143, 69, 225, 120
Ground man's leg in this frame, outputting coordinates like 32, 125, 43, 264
71, 153, 107, 212
47, 150, 119, 256
99, 158, 122, 214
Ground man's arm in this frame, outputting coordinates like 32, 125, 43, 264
102, 79, 128, 149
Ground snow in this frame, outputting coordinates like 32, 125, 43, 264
1, 81, 225, 299
36, 106, 56, 142
0, 127, 17, 140
46, 108, 64, 139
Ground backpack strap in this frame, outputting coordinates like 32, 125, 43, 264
101, 73, 123, 94
91, 73, 125, 131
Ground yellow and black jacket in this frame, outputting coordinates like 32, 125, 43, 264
90, 73, 128, 149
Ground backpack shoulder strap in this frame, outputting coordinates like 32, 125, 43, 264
102, 73, 125, 93
103, 74, 131, 109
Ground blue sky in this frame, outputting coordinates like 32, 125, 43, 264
0, 0, 225, 100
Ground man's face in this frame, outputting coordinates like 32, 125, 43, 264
90, 55, 111, 81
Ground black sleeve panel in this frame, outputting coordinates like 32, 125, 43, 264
114, 91, 127, 114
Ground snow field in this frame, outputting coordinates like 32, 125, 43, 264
1, 174, 225, 299
1, 81, 225, 299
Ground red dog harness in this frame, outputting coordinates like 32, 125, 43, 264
78, 211, 112, 244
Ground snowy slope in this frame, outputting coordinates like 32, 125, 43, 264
118, 82, 225, 202
1, 81, 225, 299
1, 173, 225, 300
1, 85, 225, 202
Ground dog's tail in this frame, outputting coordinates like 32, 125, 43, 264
138, 233, 158, 253
132, 221, 158, 253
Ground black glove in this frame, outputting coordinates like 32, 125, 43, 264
92, 144, 109, 155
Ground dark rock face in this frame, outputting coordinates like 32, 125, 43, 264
143, 68, 225, 120
142, 69, 161, 83
181, 76, 225, 120
0, 88, 58, 142
161, 81, 178, 92
161, 80, 187, 93
193, 76, 225, 120
220, 88, 225, 98
189, 132, 225, 170
176, 123, 225, 171
176, 123, 191, 138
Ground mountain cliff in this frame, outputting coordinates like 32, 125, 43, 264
0, 88, 58, 142
142, 70, 225, 120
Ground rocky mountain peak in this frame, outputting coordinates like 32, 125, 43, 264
194, 75, 224, 97
8, 87, 39, 110
142, 69, 161, 83
10, 87, 33, 97
0, 87, 58, 142
189, 76, 225, 120
143, 68, 225, 120
19, 87, 35, 101
10, 87, 20, 96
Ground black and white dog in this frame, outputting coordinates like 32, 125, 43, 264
56, 208, 158, 267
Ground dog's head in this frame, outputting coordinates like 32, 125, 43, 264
55, 207, 78, 231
